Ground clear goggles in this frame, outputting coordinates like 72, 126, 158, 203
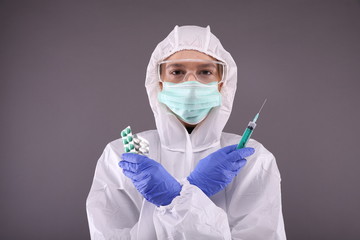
158, 59, 226, 84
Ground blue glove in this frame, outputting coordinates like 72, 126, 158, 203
187, 145, 255, 197
119, 153, 182, 207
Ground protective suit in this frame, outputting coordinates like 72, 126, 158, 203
86, 25, 286, 240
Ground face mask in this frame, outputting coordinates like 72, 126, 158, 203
158, 81, 222, 125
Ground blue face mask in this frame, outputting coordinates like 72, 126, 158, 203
158, 81, 222, 125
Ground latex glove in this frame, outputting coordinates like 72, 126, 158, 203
119, 153, 182, 207
187, 145, 255, 197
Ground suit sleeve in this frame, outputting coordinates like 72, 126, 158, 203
152, 144, 286, 240
86, 144, 143, 240
153, 179, 232, 240
225, 145, 287, 240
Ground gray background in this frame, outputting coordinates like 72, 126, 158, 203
1, 0, 359, 239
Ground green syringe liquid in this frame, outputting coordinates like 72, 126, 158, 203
236, 99, 267, 149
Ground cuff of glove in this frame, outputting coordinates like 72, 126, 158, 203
156, 178, 205, 213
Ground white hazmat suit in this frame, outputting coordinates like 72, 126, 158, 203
86, 25, 286, 240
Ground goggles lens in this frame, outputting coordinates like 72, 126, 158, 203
158, 59, 225, 84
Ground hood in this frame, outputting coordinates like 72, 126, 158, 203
145, 25, 237, 152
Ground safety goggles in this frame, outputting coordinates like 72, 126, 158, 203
158, 59, 226, 84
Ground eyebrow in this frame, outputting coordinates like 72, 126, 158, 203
198, 64, 217, 69
166, 63, 217, 69
166, 63, 185, 69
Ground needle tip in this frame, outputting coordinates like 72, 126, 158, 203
258, 99, 267, 114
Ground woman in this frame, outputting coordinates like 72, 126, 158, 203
86, 25, 286, 240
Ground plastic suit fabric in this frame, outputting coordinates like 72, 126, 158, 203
86, 25, 286, 240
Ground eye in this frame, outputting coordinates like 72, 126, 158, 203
199, 70, 213, 75
170, 70, 185, 76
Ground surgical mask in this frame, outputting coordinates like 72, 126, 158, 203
158, 81, 222, 125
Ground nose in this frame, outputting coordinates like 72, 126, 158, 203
184, 72, 197, 82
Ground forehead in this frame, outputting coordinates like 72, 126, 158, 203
166, 50, 217, 61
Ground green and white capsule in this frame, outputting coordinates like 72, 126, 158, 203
120, 126, 149, 155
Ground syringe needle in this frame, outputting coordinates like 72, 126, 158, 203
258, 98, 267, 114
252, 99, 267, 123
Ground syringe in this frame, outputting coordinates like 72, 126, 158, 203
236, 99, 267, 149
